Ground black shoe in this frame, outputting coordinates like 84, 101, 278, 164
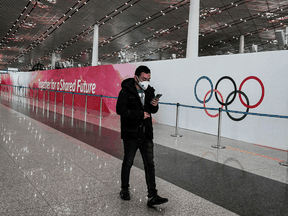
120, 188, 130, 200
147, 194, 168, 207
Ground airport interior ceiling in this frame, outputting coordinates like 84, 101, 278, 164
1, 0, 288, 71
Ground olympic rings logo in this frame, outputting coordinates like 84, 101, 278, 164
194, 76, 265, 121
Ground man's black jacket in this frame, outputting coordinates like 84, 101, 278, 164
116, 78, 158, 140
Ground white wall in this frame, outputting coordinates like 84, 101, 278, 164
134, 51, 288, 150
3, 50, 288, 150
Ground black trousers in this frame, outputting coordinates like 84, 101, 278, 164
121, 138, 157, 196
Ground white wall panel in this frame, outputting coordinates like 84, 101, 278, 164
137, 51, 288, 150
3, 50, 288, 150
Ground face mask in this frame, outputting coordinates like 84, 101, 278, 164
136, 76, 150, 90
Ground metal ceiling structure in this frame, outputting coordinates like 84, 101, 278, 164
1, 0, 288, 71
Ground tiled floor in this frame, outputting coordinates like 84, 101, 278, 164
0, 94, 288, 215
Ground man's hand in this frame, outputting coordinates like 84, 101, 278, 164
144, 112, 151, 119
150, 98, 159, 106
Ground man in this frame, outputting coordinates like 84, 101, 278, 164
116, 65, 168, 207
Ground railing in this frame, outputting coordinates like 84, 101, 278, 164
0, 84, 288, 166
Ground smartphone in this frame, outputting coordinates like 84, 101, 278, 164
153, 94, 162, 100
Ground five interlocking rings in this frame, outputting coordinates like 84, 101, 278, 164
194, 76, 265, 121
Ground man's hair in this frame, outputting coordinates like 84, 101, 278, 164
135, 65, 150, 77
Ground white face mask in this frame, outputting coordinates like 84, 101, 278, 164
136, 76, 150, 90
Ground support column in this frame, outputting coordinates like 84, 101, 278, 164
51, 52, 56, 69
92, 24, 99, 66
239, 35, 244, 54
186, 0, 200, 58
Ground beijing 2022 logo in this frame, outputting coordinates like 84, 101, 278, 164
194, 76, 265, 121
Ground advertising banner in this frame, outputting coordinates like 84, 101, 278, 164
0, 64, 137, 114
